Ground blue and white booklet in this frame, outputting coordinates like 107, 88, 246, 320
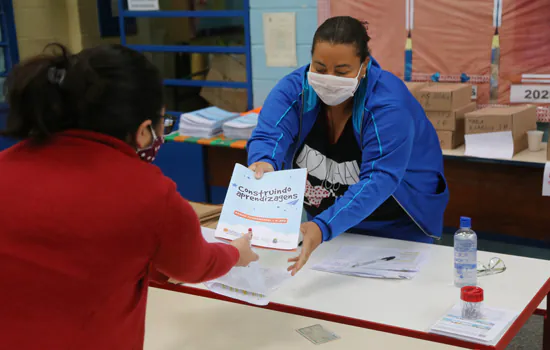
222, 112, 259, 140
179, 106, 239, 138
215, 164, 307, 250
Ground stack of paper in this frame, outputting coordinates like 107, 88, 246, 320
222, 112, 259, 140
311, 246, 427, 279
204, 262, 292, 306
178, 107, 239, 138
429, 304, 519, 345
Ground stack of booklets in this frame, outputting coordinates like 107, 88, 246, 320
222, 112, 259, 140
178, 107, 239, 138
188, 201, 222, 228
312, 246, 428, 279
429, 304, 518, 345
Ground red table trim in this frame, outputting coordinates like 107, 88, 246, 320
495, 278, 550, 349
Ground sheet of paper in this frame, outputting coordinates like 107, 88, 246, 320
430, 304, 518, 345
204, 262, 292, 306
542, 162, 550, 196
311, 246, 428, 279
296, 325, 340, 345
263, 12, 298, 67
128, 0, 159, 11
215, 164, 307, 250
314, 267, 417, 280
464, 131, 514, 160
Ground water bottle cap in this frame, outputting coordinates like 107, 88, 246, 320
460, 216, 471, 228
461, 286, 484, 302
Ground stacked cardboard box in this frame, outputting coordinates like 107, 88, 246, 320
405, 82, 430, 101
464, 105, 537, 156
418, 83, 474, 150
188, 201, 222, 229
200, 55, 248, 113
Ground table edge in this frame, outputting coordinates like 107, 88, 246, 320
168, 137, 547, 168
494, 277, 550, 349
149, 281, 518, 350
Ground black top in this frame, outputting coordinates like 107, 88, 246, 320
293, 110, 406, 221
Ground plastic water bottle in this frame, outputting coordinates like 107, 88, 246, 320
454, 217, 477, 288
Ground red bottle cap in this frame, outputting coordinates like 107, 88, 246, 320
461, 286, 484, 303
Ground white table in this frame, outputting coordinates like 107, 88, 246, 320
155, 228, 550, 350
145, 287, 461, 350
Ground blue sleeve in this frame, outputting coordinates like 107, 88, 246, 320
247, 80, 301, 171
312, 106, 414, 241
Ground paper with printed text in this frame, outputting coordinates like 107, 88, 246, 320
215, 164, 307, 250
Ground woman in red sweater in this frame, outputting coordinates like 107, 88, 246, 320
0, 44, 258, 349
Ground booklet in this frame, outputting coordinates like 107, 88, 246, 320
178, 106, 239, 138
215, 164, 307, 250
204, 262, 291, 306
222, 112, 259, 140
312, 246, 428, 280
429, 304, 519, 345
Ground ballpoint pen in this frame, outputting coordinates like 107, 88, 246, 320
351, 256, 396, 268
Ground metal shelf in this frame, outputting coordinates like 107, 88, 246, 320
128, 44, 246, 54
163, 79, 247, 88
122, 10, 247, 18
118, 0, 253, 113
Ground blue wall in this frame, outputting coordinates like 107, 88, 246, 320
250, 0, 318, 107
0, 105, 17, 151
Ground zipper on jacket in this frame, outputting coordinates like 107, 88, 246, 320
290, 91, 305, 170
391, 194, 441, 240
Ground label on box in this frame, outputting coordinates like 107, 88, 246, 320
510, 85, 550, 103
128, 0, 159, 10
466, 117, 510, 134
543, 163, 550, 196
471, 85, 478, 100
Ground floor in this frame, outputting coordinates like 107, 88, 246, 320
437, 232, 549, 350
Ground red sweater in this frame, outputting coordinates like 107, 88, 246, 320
0, 130, 238, 349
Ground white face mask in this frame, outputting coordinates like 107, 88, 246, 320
307, 63, 364, 106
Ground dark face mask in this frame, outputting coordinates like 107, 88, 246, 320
136, 125, 164, 163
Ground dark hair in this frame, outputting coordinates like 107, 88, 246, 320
312, 16, 371, 62
1, 43, 164, 141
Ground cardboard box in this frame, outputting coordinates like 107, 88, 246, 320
405, 82, 430, 101
437, 130, 464, 150
419, 83, 472, 111
427, 102, 477, 132
200, 55, 248, 112
464, 105, 537, 154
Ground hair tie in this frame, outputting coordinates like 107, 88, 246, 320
48, 67, 66, 86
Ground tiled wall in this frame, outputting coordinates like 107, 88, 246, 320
250, 0, 318, 107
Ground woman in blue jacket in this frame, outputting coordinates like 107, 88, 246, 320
247, 16, 449, 275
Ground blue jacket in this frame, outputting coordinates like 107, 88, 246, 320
247, 58, 449, 242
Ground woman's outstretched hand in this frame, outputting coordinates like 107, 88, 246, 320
230, 232, 259, 267
288, 222, 323, 276
248, 162, 274, 179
